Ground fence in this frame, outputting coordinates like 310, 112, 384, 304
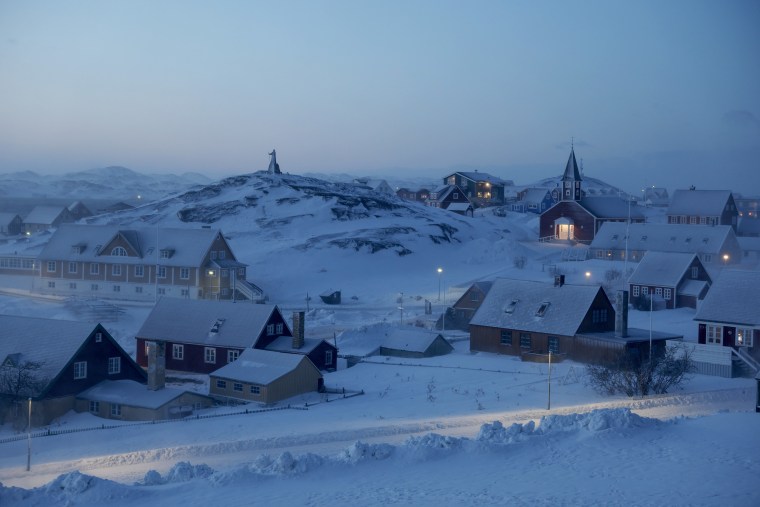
0, 404, 307, 445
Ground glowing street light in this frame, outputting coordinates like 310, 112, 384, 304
585, 271, 591, 279
722, 254, 729, 266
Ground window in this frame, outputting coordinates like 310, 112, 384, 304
233, 383, 243, 392
664, 288, 672, 300
266, 324, 275, 335
690, 216, 697, 224
632, 285, 640, 297
210, 251, 217, 260
691, 266, 699, 279
238, 268, 245, 277
47, 261, 56, 272
113, 285, 121, 292
91, 283, 99, 291
276, 323, 283, 334
173, 344, 184, 360
221, 288, 229, 296
89, 401, 99, 413
90, 264, 99, 275
535, 301, 551, 317
111, 246, 127, 256
216, 379, 227, 389
218, 251, 226, 260
707, 325, 722, 345
111, 404, 121, 417
74, 361, 87, 379
227, 350, 239, 363
158, 288, 166, 295
596, 250, 604, 259
655, 287, 663, 297
500, 330, 512, 345
112, 264, 122, 276
181, 289, 189, 297
135, 265, 144, 277
737, 328, 754, 347
471, 292, 480, 302
250, 385, 260, 395
160, 250, 170, 259
95, 332, 102, 342
48, 281, 56, 288
548, 336, 559, 354
592, 309, 609, 324
135, 286, 143, 294
204, 347, 216, 364
180, 267, 189, 279
68, 262, 77, 273
222, 269, 228, 278
453, 192, 459, 199
504, 299, 519, 314
69, 282, 77, 289
700, 217, 707, 225
325, 349, 333, 365
158, 266, 167, 279
520, 333, 531, 349
703, 254, 712, 263
108, 357, 121, 374
642, 287, 649, 295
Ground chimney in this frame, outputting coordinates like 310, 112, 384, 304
147, 341, 166, 391
615, 290, 629, 338
292, 311, 305, 349
554, 274, 565, 287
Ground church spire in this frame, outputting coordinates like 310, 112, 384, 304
561, 146, 582, 201
563, 146, 582, 182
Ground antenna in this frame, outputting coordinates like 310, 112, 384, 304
571, 136, 574, 150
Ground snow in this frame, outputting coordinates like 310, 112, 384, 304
0, 172, 759, 506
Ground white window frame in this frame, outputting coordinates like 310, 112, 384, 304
74, 361, 87, 379
204, 347, 216, 364
227, 350, 239, 363
655, 287, 663, 297
180, 267, 190, 280
691, 266, 699, 279
68, 262, 77, 273
707, 325, 722, 345
90, 263, 99, 275
111, 246, 127, 256
266, 324, 275, 335
632, 285, 640, 297
108, 357, 121, 375
158, 266, 167, 279
173, 344, 184, 360
135, 265, 144, 277
276, 323, 283, 334
47, 261, 56, 272
664, 288, 672, 300
325, 349, 333, 365
110, 404, 121, 417
89, 401, 99, 413
113, 285, 121, 292
737, 328, 754, 347
112, 264, 122, 276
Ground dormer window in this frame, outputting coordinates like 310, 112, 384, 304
159, 249, 174, 259
505, 299, 519, 314
535, 301, 551, 317
71, 244, 86, 254
111, 246, 127, 256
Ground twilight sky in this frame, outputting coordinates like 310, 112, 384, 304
1, 0, 758, 194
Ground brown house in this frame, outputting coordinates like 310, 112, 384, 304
539, 149, 645, 243
36, 224, 263, 302
0, 316, 146, 426
445, 281, 493, 331
667, 189, 738, 230
209, 349, 323, 405
628, 252, 711, 309
470, 278, 678, 364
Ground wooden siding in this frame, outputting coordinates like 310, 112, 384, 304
540, 201, 596, 242
75, 392, 213, 421
209, 358, 322, 404
470, 325, 573, 357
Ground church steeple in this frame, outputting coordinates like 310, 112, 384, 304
561, 146, 582, 201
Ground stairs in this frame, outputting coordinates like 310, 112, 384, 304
234, 279, 266, 303
731, 348, 760, 378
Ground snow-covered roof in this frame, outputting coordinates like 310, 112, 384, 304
738, 236, 760, 252
0, 212, 21, 225
450, 171, 509, 185
627, 252, 698, 287
136, 298, 282, 348
643, 187, 669, 204
470, 278, 606, 336
380, 329, 446, 353
694, 270, 760, 327
444, 202, 472, 212
265, 335, 325, 354
668, 189, 732, 216
38, 223, 232, 267
210, 348, 314, 385
0, 315, 99, 395
580, 197, 645, 219
519, 188, 551, 205
677, 279, 708, 297
590, 223, 734, 254
23, 205, 67, 225
77, 379, 195, 409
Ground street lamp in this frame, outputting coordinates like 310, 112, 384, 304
437, 267, 443, 302
722, 254, 729, 266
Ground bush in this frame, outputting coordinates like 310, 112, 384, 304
586, 346, 693, 397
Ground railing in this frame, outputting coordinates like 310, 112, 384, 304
733, 347, 760, 374
235, 279, 266, 302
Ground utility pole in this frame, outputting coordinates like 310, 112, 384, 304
26, 397, 31, 471
547, 351, 552, 410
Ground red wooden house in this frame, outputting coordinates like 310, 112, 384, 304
627, 252, 711, 309
667, 189, 738, 230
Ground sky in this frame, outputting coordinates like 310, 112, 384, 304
1, 0, 759, 194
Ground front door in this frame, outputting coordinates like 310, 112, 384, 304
556, 223, 574, 240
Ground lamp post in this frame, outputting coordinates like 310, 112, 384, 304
437, 267, 443, 301
26, 397, 31, 472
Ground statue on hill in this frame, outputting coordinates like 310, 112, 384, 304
268, 149, 281, 174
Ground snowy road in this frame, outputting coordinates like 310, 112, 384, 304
0, 386, 752, 489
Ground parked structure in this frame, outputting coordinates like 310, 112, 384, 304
627, 252, 711, 309
0, 316, 146, 426
36, 224, 263, 302
589, 222, 742, 266
667, 189, 738, 230
539, 149, 645, 243
209, 349, 323, 404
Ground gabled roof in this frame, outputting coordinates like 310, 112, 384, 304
210, 348, 318, 384
38, 224, 236, 267
23, 205, 68, 225
470, 278, 607, 336
380, 329, 449, 354
562, 148, 582, 182
519, 188, 552, 205
590, 223, 735, 255
668, 189, 732, 216
628, 252, 700, 287
136, 298, 282, 348
0, 315, 102, 396
694, 270, 760, 327
430, 185, 466, 202
0, 212, 21, 225
449, 171, 509, 186
580, 197, 645, 219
